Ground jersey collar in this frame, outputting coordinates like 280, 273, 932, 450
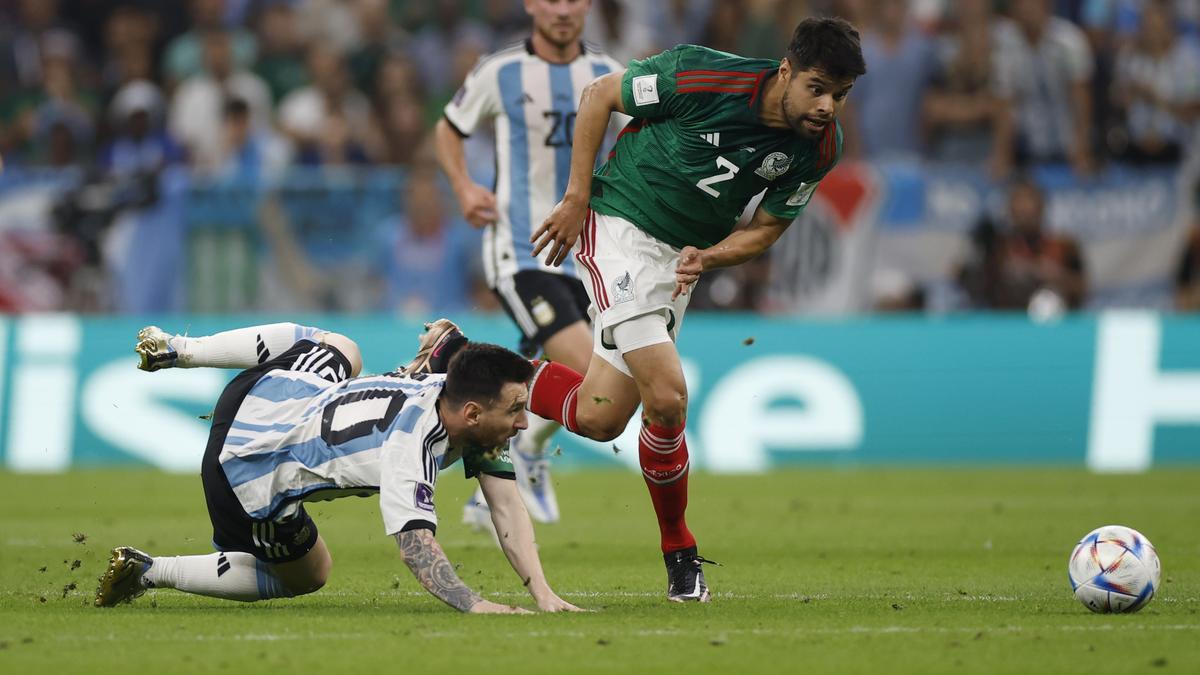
524, 37, 588, 64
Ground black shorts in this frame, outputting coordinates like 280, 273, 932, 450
199, 340, 352, 564
492, 270, 591, 357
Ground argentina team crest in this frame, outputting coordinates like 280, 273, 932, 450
755, 152, 793, 180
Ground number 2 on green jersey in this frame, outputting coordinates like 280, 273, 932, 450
696, 156, 739, 197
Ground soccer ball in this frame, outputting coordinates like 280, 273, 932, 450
1068, 525, 1161, 613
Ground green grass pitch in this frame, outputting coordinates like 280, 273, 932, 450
1, 468, 1197, 673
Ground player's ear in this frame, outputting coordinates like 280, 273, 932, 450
463, 400, 483, 425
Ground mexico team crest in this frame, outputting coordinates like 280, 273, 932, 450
755, 152, 793, 180
613, 271, 635, 304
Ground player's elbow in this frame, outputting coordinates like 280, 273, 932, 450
583, 71, 625, 114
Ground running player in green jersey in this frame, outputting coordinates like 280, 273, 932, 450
526, 17, 866, 602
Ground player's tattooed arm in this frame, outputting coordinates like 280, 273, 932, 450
395, 528, 482, 612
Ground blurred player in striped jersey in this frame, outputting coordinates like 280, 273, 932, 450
94, 322, 581, 614
526, 18, 867, 601
434, 0, 623, 530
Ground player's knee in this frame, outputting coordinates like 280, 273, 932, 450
575, 407, 626, 442
285, 561, 331, 596
641, 385, 688, 428
323, 333, 362, 377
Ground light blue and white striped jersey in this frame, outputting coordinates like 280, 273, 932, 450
443, 39, 624, 287
220, 367, 461, 535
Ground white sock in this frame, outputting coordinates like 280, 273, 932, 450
144, 552, 293, 601
169, 323, 322, 369
519, 414, 560, 458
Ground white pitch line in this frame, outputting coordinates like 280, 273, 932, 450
42, 623, 1200, 644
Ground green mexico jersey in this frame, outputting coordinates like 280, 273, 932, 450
591, 44, 843, 250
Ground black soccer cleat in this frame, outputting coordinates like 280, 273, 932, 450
400, 319, 469, 375
664, 546, 718, 603
95, 546, 154, 607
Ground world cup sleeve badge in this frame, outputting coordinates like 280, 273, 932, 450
414, 483, 435, 512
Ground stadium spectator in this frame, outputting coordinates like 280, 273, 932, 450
957, 177, 1087, 310
251, 1, 309, 104
1176, 220, 1200, 310
923, 0, 1008, 168
406, 0, 493, 98
278, 43, 380, 164
98, 4, 160, 96
698, 0, 749, 55
652, 0, 715, 52
1178, 241, 1200, 306
169, 29, 272, 172
217, 97, 290, 183
25, 50, 98, 168
372, 166, 477, 314
294, 0, 362, 54
348, 0, 408, 99
0, 0, 84, 91
377, 92, 429, 166
584, 0, 658, 64
844, 0, 938, 159
1108, 0, 1200, 164
101, 80, 184, 177
993, 0, 1097, 175
163, 0, 257, 85
163, 0, 256, 84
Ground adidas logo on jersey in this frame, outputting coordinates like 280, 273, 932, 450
701, 132, 721, 146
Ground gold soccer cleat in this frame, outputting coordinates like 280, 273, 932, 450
94, 546, 153, 607
400, 319, 468, 375
135, 326, 178, 371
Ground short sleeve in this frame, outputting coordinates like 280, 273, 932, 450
1057, 21, 1094, 82
620, 48, 683, 119
443, 57, 500, 137
760, 126, 842, 221
379, 435, 438, 536
462, 444, 515, 479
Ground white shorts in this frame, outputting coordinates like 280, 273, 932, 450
573, 209, 689, 375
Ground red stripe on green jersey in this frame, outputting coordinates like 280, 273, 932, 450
594, 44, 844, 250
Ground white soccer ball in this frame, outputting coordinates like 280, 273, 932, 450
1068, 525, 1161, 613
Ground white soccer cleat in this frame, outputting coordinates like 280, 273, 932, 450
135, 326, 179, 371
511, 430, 559, 524
461, 488, 501, 547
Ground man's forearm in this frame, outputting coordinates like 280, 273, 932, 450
434, 118, 473, 195
698, 220, 788, 271
480, 475, 552, 598
395, 529, 483, 612
563, 75, 621, 203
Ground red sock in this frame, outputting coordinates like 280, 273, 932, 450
639, 421, 696, 553
526, 361, 581, 433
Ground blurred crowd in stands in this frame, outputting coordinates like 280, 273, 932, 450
0, 0, 1197, 315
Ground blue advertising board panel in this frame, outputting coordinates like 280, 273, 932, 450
1, 313, 1197, 473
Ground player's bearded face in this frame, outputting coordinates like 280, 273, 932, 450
467, 382, 530, 448
781, 68, 853, 140
529, 0, 589, 48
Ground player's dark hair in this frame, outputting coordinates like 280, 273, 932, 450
442, 343, 534, 407
785, 17, 867, 82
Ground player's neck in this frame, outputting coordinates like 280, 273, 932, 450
757, 73, 789, 130
529, 32, 581, 64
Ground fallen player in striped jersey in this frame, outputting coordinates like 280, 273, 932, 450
94, 322, 581, 614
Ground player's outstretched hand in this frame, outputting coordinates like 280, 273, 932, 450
531, 195, 587, 266
469, 599, 534, 615
673, 246, 704, 300
535, 591, 588, 613
457, 182, 498, 228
